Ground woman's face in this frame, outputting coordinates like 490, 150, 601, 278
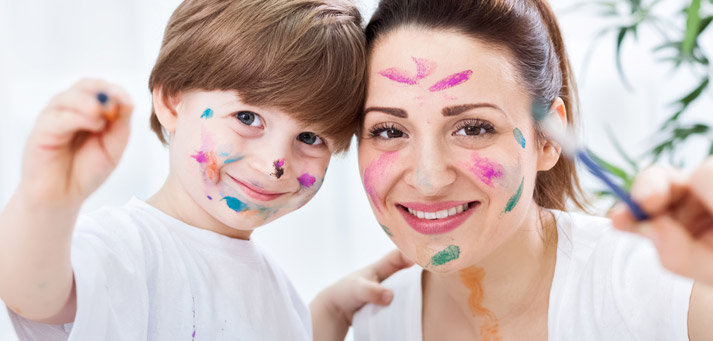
358, 28, 561, 272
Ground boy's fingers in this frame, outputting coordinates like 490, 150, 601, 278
48, 90, 102, 117
690, 157, 713, 214
39, 109, 107, 142
630, 165, 687, 215
645, 215, 713, 283
371, 249, 415, 283
355, 279, 393, 307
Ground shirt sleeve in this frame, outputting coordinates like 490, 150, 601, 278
7, 212, 149, 341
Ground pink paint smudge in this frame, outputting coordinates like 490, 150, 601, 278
363, 152, 399, 213
378, 67, 418, 85
429, 70, 473, 92
468, 152, 504, 187
378, 57, 437, 86
298, 173, 316, 188
413, 57, 436, 79
191, 151, 208, 163
275, 158, 285, 168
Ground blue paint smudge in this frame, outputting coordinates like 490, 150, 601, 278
224, 156, 244, 164
219, 152, 230, 157
513, 128, 526, 148
200, 108, 214, 119
222, 196, 249, 212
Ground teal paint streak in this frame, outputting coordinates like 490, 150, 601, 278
503, 177, 525, 213
513, 128, 526, 148
222, 196, 248, 212
429, 245, 460, 266
200, 108, 214, 119
379, 224, 394, 237
224, 156, 244, 164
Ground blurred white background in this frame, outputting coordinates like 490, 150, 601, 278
0, 0, 710, 340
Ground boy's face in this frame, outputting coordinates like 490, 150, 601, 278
170, 90, 331, 237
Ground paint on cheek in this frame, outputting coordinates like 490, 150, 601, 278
224, 156, 244, 164
297, 173, 316, 188
513, 128, 526, 148
428, 70, 473, 92
363, 151, 399, 213
200, 108, 214, 119
467, 153, 505, 187
429, 245, 460, 266
503, 177, 525, 213
379, 223, 394, 237
459, 267, 500, 340
191, 150, 219, 181
222, 196, 249, 212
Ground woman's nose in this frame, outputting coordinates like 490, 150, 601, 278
404, 141, 456, 196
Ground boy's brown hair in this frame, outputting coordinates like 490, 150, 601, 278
149, 0, 366, 153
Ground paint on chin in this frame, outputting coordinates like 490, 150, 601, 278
513, 128, 526, 148
503, 177, 524, 213
363, 151, 400, 213
467, 152, 505, 187
298, 173, 316, 188
379, 223, 394, 237
460, 267, 501, 341
218, 183, 282, 220
429, 245, 460, 266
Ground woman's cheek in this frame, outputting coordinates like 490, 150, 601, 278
457, 151, 524, 213
362, 151, 400, 214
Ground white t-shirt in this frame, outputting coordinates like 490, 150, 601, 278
8, 198, 311, 341
353, 210, 694, 340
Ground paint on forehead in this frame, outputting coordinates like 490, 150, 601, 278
413, 57, 436, 79
363, 151, 400, 213
379, 224, 394, 237
379, 67, 418, 85
378, 57, 437, 86
298, 173, 316, 188
428, 70, 473, 92
459, 267, 501, 339
513, 128, 526, 148
503, 177, 524, 213
467, 152, 505, 187
200, 108, 214, 119
429, 245, 460, 266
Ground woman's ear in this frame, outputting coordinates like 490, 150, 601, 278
152, 87, 182, 134
536, 97, 567, 171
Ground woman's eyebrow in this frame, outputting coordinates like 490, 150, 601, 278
363, 107, 408, 118
442, 103, 505, 117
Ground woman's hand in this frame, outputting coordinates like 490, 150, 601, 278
609, 158, 713, 286
310, 249, 414, 341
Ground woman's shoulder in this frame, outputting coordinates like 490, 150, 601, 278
352, 265, 423, 341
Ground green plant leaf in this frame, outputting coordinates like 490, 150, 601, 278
673, 124, 710, 139
615, 27, 634, 90
604, 126, 639, 172
586, 150, 634, 188
709, 140, 713, 155
683, 0, 702, 56
663, 76, 710, 128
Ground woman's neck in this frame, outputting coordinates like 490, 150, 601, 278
422, 206, 557, 340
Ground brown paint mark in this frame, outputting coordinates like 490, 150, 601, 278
271, 159, 285, 179
459, 266, 501, 341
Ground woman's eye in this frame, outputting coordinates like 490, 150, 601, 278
455, 125, 487, 136
235, 111, 263, 128
297, 132, 323, 145
369, 125, 405, 139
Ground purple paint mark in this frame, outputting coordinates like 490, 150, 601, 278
192, 295, 196, 340
191, 151, 208, 163
272, 159, 285, 179
378, 67, 418, 85
207, 195, 212, 200
413, 57, 436, 79
363, 152, 399, 213
298, 173, 316, 188
429, 70, 473, 92
467, 152, 505, 187
275, 158, 285, 168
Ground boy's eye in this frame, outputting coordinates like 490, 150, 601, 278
235, 111, 263, 128
297, 132, 323, 145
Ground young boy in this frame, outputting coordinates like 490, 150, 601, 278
0, 0, 409, 339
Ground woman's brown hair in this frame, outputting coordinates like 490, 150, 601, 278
149, 0, 366, 153
365, 0, 588, 211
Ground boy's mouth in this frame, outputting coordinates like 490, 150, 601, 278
228, 175, 286, 202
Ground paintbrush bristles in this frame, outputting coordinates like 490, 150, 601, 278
540, 115, 578, 158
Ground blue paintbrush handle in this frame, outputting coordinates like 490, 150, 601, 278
576, 149, 649, 221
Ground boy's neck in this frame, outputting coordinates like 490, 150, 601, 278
422, 206, 557, 339
146, 172, 253, 240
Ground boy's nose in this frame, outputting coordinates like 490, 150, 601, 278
270, 158, 287, 179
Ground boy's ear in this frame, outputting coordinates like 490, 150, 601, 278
536, 97, 567, 172
152, 88, 182, 134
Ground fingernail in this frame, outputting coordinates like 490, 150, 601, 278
382, 291, 393, 304
639, 223, 656, 240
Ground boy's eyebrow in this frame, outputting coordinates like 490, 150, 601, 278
363, 107, 407, 118
442, 103, 505, 117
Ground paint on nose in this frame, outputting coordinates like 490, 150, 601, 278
272, 158, 285, 179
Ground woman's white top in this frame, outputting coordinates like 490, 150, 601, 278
353, 210, 693, 340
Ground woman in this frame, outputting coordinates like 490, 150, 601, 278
352, 0, 712, 339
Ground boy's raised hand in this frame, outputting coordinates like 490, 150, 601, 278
609, 158, 713, 286
310, 249, 414, 341
23, 79, 133, 206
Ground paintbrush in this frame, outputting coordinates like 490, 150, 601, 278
533, 102, 649, 221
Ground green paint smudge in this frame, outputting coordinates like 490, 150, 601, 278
503, 177, 524, 213
379, 224, 393, 237
513, 128, 526, 148
429, 245, 460, 266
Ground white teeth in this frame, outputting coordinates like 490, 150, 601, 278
407, 203, 471, 220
